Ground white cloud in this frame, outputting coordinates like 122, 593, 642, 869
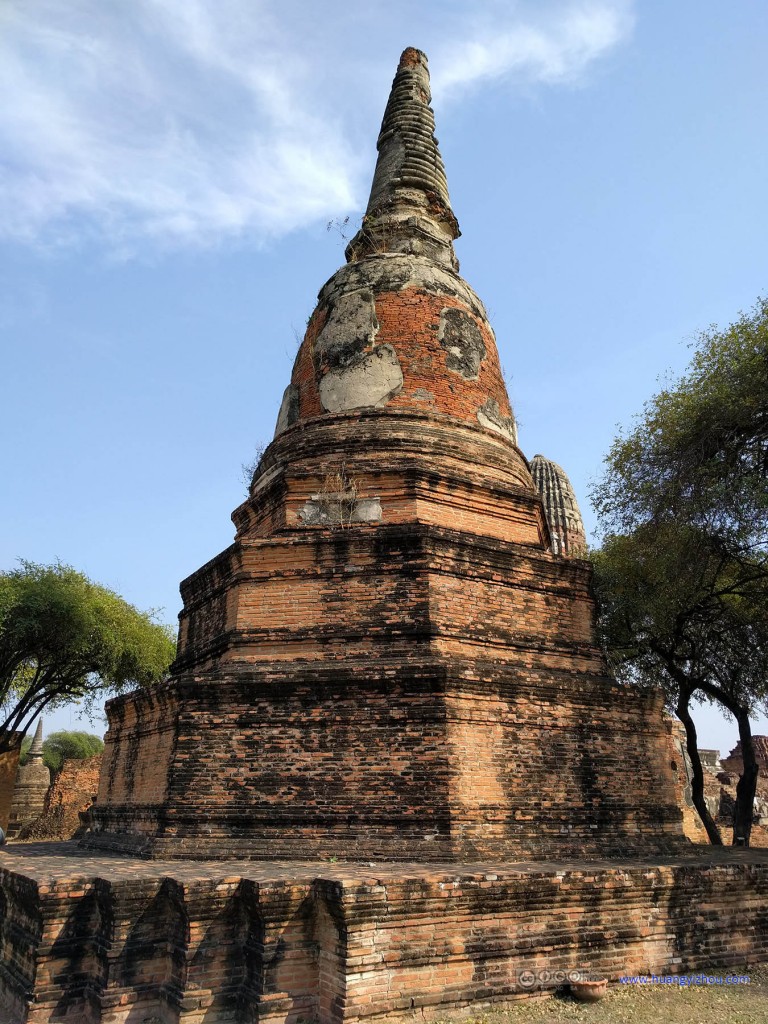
431, 2, 634, 95
0, 0, 634, 249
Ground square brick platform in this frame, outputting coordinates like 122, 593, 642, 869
1, 843, 767, 1023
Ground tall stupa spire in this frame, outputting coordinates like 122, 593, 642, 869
28, 718, 44, 760
346, 48, 460, 269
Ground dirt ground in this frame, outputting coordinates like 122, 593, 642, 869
436, 966, 768, 1024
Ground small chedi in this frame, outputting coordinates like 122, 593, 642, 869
86, 47, 684, 862
6, 720, 50, 839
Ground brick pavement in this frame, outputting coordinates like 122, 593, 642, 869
4, 838, 768, 885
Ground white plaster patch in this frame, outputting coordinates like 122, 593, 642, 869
314, 289, 379, 370
273, 383, 299, 437
477, 397, 518, 446
317, 254, 489, 323
299, 496, 382, 526
319, 345, 403, 413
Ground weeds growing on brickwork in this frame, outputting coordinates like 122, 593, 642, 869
241, 443, 268, 493
317, 463, 360, 528
327, 214, 396, 259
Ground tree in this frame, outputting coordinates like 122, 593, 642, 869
593, 298, 767, 548
19, 729, 105, 771
43, 730, 105, 773
591, 299, 768, 845
0, 562, 176, 756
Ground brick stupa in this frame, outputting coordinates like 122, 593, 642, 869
87, 48, 684, 861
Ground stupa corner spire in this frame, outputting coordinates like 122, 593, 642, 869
346, 47, 461, 269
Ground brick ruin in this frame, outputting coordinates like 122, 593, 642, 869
2, 47, 767, 1024
85, 47, 684, 863
0, 735, 22, 835
722, 736, 768, 778
666, 726, 768, 846
14, 755, 102, 843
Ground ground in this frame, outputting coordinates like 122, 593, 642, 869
438, 966, 768, 1024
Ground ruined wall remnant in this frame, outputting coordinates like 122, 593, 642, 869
722, 735, 768, 778
665, 723, 768, 845
0, 735, 22, 832
16, 754, 102, 842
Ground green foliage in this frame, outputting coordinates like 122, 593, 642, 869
593, 297, 768, 552
0, 561, 176, 753
591, 297, 768, 686
41, 730, 104, 773
591, 524, 768, 706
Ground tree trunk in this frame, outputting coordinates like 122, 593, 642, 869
732, 710, 759, 846
676, 689, 722, 845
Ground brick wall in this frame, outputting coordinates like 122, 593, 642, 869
88, 655, 683, 861
0, 738, 22, 832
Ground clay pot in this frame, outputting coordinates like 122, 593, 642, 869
569, 978, 608, 1002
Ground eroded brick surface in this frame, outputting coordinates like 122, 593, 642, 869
16, 756, 102, 842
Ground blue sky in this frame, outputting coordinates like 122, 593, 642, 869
1, 1, 766, 752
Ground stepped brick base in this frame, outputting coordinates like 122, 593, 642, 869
1, 845, 767, 1024
85, 517, 686, 862
84, 660, 684, 861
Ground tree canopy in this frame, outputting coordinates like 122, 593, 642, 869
19, 729, 105, 773
593, 297, 768, 549
0, 562, 176, 754
591, 299, 768, 844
